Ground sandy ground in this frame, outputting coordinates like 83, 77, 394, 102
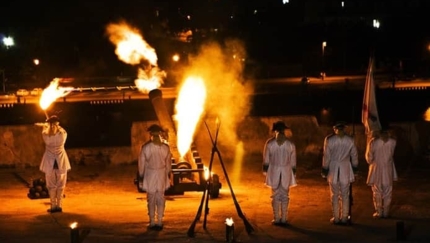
1, 152, 430, 243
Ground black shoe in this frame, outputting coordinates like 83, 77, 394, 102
47, 207, 62, 213
155, 224, 163, 231
148, 225, 158, 230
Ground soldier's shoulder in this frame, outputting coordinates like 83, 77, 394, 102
324, 133, 335, 140
265, 136, 276, 143
142, 141, 152, 148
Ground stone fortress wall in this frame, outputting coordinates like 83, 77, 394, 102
0, 116, 428, 172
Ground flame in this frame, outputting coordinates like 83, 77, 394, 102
424, 107, 430, 121
203, 166, 210, 180
70, 222, 78, 229
134, 66, 166, 93
39, 78, 73, 110
225, 217, 234, 226
174, 77, 206, 157
106, 21, 166, 93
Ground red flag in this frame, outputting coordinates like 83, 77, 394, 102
362, 57, 381, 134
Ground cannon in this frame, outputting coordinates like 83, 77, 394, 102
133, 89, 221, 198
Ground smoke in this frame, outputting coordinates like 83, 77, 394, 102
105, 20, 166, 93
184, 39, 254, 147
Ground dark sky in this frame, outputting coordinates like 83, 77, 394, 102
1, 0, 430, 83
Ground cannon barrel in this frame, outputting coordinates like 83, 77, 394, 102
148, 89, 180, 160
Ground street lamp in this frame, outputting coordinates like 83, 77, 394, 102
2, 36, 14, 49
321, 41, 327, 79
373, 19, 380, 29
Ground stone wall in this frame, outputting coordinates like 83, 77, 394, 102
1, 117, 428, 170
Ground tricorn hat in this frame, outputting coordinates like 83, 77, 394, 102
333, 121, 347, 130
147, 124, 164, 133
46, 115, 60, 123
272, 121, 289, 132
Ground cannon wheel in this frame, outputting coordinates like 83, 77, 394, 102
209, 174, 220, 199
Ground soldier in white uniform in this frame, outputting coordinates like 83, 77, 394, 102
39, 115, 71, 213
263, 121, 297, 226
322, 122, 358, 225
365, 128, 398, 218
138, 124, 172, 230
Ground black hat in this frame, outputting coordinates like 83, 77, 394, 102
46, 115, 60, 123
333, 121, 347, 130
272, 121, 288, 132
147, 124, 164, 133
380, 127, 390, 134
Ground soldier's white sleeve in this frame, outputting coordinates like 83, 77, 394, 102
291, 143, 297, 168
350, 143, 359, 167
322, 137, 330, 169
138, 146, 145, 177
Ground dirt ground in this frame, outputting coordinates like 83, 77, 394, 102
1, 152, 430, 243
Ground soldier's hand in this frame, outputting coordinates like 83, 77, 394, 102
321, 168, 329, 179
352, 166, 358, 176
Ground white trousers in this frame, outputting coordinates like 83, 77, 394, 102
371, 184, 393, 217
271, 186, 290, 222
45, 169, 67, 209
329, 181, 350, 221
147, 191, 166, 225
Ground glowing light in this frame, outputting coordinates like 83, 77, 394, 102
424, 107, 430, 121
3, 36, 14, 48
225, 217, 234, 226
33, 59, 40, 65
283, 0, 289, 4
172, 54, 180, 62
373, 19, 380, 29
70, 222, 78, 229
174, 76, 207, 157
204, 166, 210, 180
39, 78, 73, 110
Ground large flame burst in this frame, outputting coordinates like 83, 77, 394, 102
174, 77, 207, 157
106, 21, 166, 93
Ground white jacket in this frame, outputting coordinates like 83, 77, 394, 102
138, 141, 172, 193
39, 126, 71, 173
365, 137, 398, 186
263, 137, 297, 189
322, 134, 358, 184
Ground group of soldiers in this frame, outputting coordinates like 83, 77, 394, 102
263, 121, 397, 226
37, 115, 397, 230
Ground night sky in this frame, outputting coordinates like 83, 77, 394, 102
1, 0, 430, 86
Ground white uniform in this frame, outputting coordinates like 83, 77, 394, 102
138, 141, 172, 226
365, 137, 397, 217
39, 126, 71, 210
263, 137, 297, 223
322, 133, 358, 223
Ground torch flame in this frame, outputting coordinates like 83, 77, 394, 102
174, 77, 206, 157
424, 107, 430, 121
70, 222, 78, 229
225, 217, 234, 226
203, 166, 211, 180
106, 21, 166, 93
39, 78, 73, 111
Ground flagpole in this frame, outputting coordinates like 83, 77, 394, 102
362, 55, 381, 144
